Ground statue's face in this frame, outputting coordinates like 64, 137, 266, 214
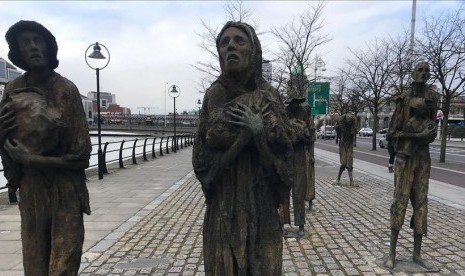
219, 27, 252, 74
17, 30, 48, 70
413, 63, 430, 83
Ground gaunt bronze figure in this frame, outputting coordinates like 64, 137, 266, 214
192, 21, 293, 275
0, 21, 91, 275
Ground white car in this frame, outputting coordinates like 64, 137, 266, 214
379, 135, 388, 148
358, 127, 373, 137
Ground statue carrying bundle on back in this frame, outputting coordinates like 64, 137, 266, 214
334, 112, 358, 186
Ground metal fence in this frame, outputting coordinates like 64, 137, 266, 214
0, 133, 195, 203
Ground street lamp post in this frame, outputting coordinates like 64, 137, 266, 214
85, 42, 110, 180
313, 55, 327, 139
164, 82, 168, 128
169, 85, 180, 152
314, 55, 326, 82
196, 99, 202, 115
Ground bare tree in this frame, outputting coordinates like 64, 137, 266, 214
193, 0, 258, 92
331, 68, 353, 115
224, 0, 257, 25
417, 6, 465, 162
268, 49, 297, 101
346, 38, 397, 150
270, 1, 331, 99
387, 32, 416, 98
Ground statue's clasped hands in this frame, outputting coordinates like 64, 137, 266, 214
226, 102, 271, 138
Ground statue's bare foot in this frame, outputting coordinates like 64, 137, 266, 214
413, 256, 435, 270
385, 255, 395, 269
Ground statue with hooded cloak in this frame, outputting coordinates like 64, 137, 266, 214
192, 21, 294, 275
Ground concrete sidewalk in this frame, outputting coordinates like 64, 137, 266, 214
0, 146, 195, 276
1, 146, 465, 275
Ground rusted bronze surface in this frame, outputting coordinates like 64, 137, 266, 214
0, 21, 91, 275
385, 62, 438, 270
304, 105, 316, 210
192, 21, 293, 275
334, 113, 357, 186
280, 99, 311, 236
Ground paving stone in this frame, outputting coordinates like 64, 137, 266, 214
72, 156, 465, 275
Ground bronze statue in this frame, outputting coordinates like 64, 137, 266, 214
192, 21, 294, 275
279, 97, 311, 236
385, 61, 438, 270
305, 105, 316, 210
334, 113, 357, 186
0, 21, 92, 275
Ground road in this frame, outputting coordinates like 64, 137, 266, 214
315, 136, 465, 189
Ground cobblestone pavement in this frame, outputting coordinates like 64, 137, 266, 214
80, 158, 465, 276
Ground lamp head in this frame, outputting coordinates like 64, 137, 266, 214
88, 42, 106, 59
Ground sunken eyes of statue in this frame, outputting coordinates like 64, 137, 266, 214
218, 27, 252, 73
17, 31, 49, 70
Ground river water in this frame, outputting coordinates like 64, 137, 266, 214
0, 133, 162, 189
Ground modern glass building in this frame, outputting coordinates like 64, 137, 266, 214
0, 57, 23, 98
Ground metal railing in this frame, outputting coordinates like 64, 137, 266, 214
0, 133, 195, 203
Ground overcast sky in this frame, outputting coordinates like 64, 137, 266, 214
0, 1, 462, 115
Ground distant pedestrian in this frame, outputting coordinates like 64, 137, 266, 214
386, 133, 396, 173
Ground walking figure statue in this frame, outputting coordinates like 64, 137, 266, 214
385, 61, 438, 270
334, 112, 358, 186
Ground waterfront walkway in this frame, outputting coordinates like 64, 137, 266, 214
1, 143, 465, 275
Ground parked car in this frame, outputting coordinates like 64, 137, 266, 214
378, 128, 389, 135
358, 127, 373, 137
379, 134, 387, 148
317, 125, 336, 139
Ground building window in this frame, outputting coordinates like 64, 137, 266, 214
8, 69, 21, 80
0, 61, 6, 79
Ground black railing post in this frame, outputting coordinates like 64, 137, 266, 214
159, 136, 164, 156
132, 139, 138, 164
102, 142, 109, 174
152, 137, 157, 158
166, 136, 170, 154
119, 140, 125, 168
143, 138, 148, 161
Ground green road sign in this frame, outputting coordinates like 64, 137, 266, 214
308, 82, 329, 115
